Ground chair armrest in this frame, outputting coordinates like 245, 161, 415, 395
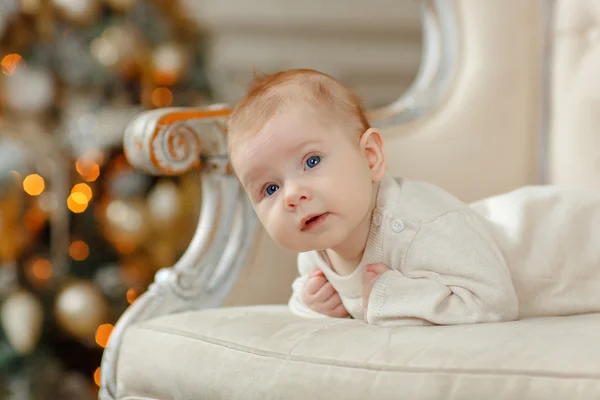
100, 105, 258, 400
123, 105, 232, 175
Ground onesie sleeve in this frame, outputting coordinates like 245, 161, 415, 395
367, 210, 519, 326
288, 252, 330, 319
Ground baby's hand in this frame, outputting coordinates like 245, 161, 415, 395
301, 268, 349, 318
362, 263, 392, 319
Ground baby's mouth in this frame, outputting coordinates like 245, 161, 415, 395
301, 213, 329, 231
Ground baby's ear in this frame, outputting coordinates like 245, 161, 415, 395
359, 128, 386, 183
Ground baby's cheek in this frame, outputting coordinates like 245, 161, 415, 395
259, 208, 289, 246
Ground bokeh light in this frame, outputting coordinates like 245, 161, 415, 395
23, 174, 45, 196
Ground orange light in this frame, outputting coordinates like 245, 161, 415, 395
23, 174, 45, 196
75, 158, 100, 182
1, 54, 22, 75
95, 323, 114, 348
94, 367, 101, 386
71, 183, 93, 202
126, 288, 139, 304
151, 87, 173, 108
153, 70, 178, 86
67, 192, 89, 214
69, 240, 90, 261
31, 259, 52, 280
114, 241, 135, 255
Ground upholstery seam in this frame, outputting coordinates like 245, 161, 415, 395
132, 325, 600, 382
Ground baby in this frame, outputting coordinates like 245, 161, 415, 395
228, 68, 600, 326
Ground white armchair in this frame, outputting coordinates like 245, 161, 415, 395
100, 1, 600, 399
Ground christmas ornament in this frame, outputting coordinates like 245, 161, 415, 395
51, 0, 100, 25
1, 290, 44, 354
101, 198, 150, 253
60, 90, 141, 158
147, 179, 180, 225
151, 42, 190, 86
2, 65, 56, 114
90, 23, 146, 78
54, 280, 108, 340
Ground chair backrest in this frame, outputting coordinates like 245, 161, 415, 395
549, 0, 600, 186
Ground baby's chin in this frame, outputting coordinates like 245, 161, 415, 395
274, 235, 340, 254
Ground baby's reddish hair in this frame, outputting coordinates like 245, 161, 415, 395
227, 69, 371, 154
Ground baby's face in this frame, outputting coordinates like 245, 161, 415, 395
231, 106, 375, 253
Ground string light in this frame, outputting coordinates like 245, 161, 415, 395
1, 54, 22, 75
126, 288, 139, 304
151, 87, 173, 107
23, 174, 45, 196
69, 240, 90, 261
94, 367, 101, 386
75, 158, 100, 182
71, 183, 93, 202
67, 192, 89, 213
95, 324, 114, 348
30, 258, 52, 280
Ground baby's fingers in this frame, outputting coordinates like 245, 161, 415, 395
303, 275, 328, 296
330, 303, 350, 318
323, 291, 343, 310
314, 282, 335, 302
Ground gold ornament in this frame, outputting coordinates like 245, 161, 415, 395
101, 198, 151, 254
90, 24, 146, 79
54, 280, 109, 340
1, 289, 44, 354
2, 65, 56, 114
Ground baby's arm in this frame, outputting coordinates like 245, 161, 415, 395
288, 253, 349, 318
365, 210, 518, 326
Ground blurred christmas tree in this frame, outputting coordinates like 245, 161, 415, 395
0, 0, 209, 397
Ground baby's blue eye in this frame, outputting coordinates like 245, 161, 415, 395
264, 184, 279, 197
305, 155, 321, 169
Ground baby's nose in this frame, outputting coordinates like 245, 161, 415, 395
284, 186, 311, 210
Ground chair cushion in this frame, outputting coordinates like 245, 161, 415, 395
116, 306, 600, 400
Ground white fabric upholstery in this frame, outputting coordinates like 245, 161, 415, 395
117, 306, 600, 400
550, 0, 600, 187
